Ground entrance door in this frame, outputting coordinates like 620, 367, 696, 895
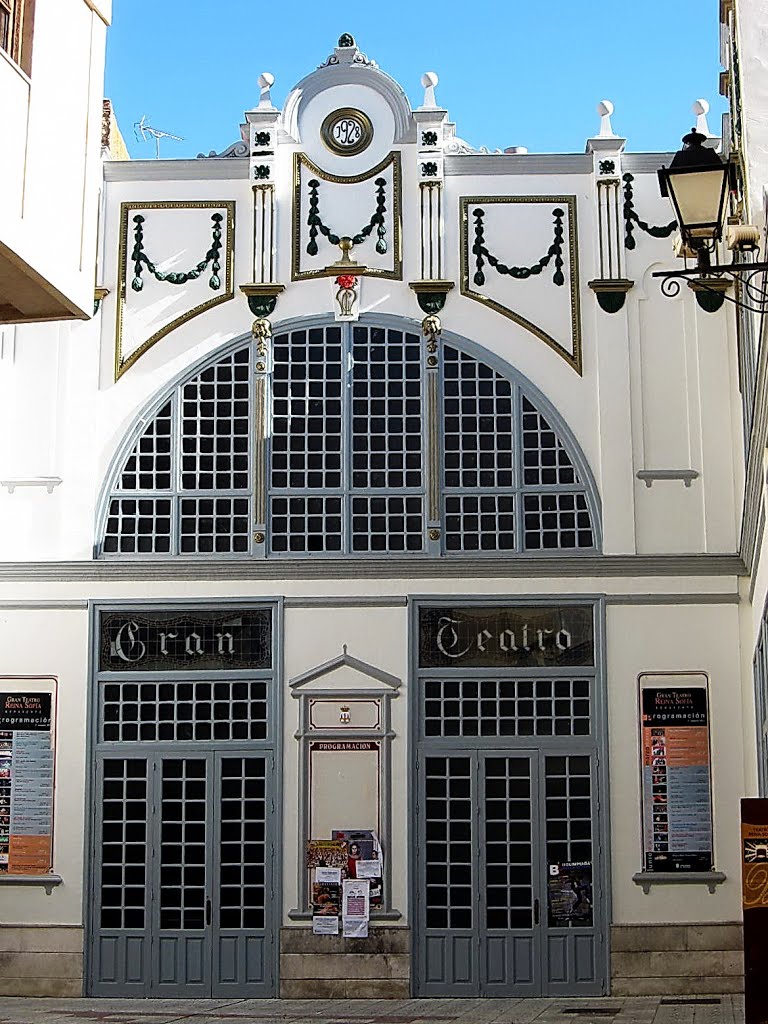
416, 749, 602, 997
90, 751, 274, 997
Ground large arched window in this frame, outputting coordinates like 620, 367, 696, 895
98, 318, 600, 558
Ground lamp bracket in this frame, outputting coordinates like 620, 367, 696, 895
652, 261, 768, 314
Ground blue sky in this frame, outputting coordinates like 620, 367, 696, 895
105, 1, 727, 160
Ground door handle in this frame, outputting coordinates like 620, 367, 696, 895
533, 898, 540, 925
205, 898, 212, 926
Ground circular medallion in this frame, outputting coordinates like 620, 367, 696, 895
320, 108, 373, 157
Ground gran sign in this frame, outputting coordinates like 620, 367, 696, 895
418, 605, 594, 668
99, 608, 272, 672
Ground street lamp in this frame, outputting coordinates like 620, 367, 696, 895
653, 129, 768, 312
657, 129, 730, 271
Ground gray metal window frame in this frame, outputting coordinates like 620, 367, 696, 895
407, 593, 611, 997
95, 314, 602, 559
83, 597, 283, 997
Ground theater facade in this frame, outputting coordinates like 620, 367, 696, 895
0, 36, 748, 998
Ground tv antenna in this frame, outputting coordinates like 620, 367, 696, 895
134, 114, 184, 159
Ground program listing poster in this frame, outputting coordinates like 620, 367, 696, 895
641, 686, 713, 872
0, 693, 54, 875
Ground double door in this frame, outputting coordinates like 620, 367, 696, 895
89, 750, 275, 997
415, 749, 605, 996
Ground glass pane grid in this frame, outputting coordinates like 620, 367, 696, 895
271, 327, 343, 491
484, 757, 533, 930
351, 495, 424, 552
521, 396, 578, 487
445, 493, 514, 552
180, 496, 250, 554
423, 677, 591, 737
103, 497, 172, 554
180, 349, 250, 491
270, 494, 342, 553
99, 759, 147, 930
220, 758, 267, 930
424, 757, 473, 930
545, 754, 594, 927
523, 492, 594, 550
118, 401, 173, 491
160, 760, 207, 930
351, 326, 423, 490
101, 680, 269, 743
443, 346, 514, 490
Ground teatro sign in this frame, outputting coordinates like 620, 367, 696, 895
418, 604, 594, 668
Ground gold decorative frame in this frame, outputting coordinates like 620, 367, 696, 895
320, 107, 374, 157
114, 200, 235, 381
292, 151, 402, 281
460, 195, 582, 375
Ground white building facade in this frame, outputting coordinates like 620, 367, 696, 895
0, 35, 749, 998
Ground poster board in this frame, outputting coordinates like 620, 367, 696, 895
639, 674, 713, 872
0, 688, 55, 875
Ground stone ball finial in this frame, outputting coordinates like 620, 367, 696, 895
258, 72, 275, 90
421, 71, 439, 89
338, 32, 355, 48
692, 97, 712, 136
596, 99, 616, 138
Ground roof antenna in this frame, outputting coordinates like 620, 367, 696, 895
134, 114, 184, 159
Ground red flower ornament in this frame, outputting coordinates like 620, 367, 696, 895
335, 274, 357, 290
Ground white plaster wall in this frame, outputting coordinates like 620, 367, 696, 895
0, 609, 89, 925
607, 602, 744, 923
0, 0, 110, 316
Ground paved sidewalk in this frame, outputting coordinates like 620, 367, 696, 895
0, 996, 745, 1024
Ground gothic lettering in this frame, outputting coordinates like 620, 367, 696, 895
112, 620, 147, 663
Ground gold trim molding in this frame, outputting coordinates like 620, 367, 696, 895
459, 195, 582, 375
114, 200, 235, 381
292, 151, 402, 281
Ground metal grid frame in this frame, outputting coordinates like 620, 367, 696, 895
422, 677, 592, 738
97, 758, 148, 931
484, 755, 534, 930
97, 316, 601, 559
100, 679, 269, 744
101, 345, 253, 557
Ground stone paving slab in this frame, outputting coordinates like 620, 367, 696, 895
0, 997, 745, 1024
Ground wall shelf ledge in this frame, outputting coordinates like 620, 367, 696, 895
0, 874, 62, 895
632, 871, 726, 895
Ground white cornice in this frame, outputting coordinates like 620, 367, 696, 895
444, 154, 592, 175
103, 159, 248, 182
0, 554, 745, 582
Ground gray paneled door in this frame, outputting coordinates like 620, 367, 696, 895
415, 749, 603, 996
90, 750, 274, 997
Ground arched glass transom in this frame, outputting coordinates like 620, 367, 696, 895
98, 319, 600, 558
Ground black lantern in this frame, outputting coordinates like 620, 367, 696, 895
653, 131, 768, 314
657, 129, 731, 266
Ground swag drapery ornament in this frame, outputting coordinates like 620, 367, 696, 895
472, 207, 566, 287
622, 174, 677, 250
130, 213, 224, 291
306, 176, 388, 258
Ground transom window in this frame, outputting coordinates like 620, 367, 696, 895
99, 319, 599, 558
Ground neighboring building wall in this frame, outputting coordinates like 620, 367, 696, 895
0, 0, 111, 323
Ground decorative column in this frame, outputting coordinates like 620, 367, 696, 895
586, 101, 633, 312
238, 73, 285, 557
409, 73, 454, 555
240, 72, 285, 337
